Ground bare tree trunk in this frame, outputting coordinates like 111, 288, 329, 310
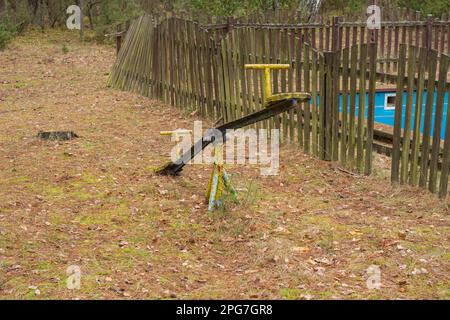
28, 0, 39, 20
27, 0, 41, 25
86, 0, 97, 29
8, 0, 16, 14
79, 0, 84, 42
87, 5, 94, 29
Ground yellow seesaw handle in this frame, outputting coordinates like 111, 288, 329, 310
244, 64, 290, 70
244, 64, 291, 101
160, 130, 192, 137
160, 130, 193, 157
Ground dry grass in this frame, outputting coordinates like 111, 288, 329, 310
0, 29, 448, 300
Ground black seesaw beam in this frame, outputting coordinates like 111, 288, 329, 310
156, 96, 310, 176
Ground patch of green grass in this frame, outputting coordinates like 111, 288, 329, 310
405, 277, 450, 299
208, 189, 240, 217
138, 184, 158, 195
48, 212, 68, 225
81, 142, 94, 150
230, 221, 245, 237
315, 290, 335, 299
69, 189, 95, 201
21, 242, 38, 253
442, 252, 450, 261
267, 211, 284, 227
280, 288, 303, 300
5, 277, 36, 299
0, 260, 11, 271
27, 181, 67, 200
74, 211, 113, 226
180, 105, 197, 118
298, 215, 340, 252
45, 186, 65, 198
9, 175, 31, 184
34, 260, 54, 272
169, 220, 184, 231
75, 202, 130, 226
371, 256, 388, 267
68, 172, 115, 201
239, 180, 262, 209
14, 81, 27, 89
62, 43, 69, 54
0, 25, 13, 50
144, 165, 162, 172
121, 246, 150, 259
157, 276, 171, 285
400, 239, 444, 256
316, 229, 335, 252
46, 232, 71, 244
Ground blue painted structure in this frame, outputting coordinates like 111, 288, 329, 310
337, 90, 449, 139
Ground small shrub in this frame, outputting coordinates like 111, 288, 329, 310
94, 25, 109, 44
62, 43, 69, 54
0, 25, 12, 50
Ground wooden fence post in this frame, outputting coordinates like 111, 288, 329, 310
323, 52, 334, 161
426, 14, 433, 51
226, 17, 234, 33
331, 16, 340, 51
391, 44, 407, 183
116, 23, 122, 55
366, 20, 377, 175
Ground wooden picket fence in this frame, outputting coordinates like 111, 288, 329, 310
110, 15, 375, 173
389, 45, 450, 198
115, 7, 450, 62
202, 14, 450, 82
109, 14, 450, 198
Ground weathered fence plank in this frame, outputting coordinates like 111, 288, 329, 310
400, 45, 416, 184
365, 43, 377, 175
429, 54, 449, 193
419, 50, 438, 188
409, 48, 427, 186
391, 44, 407, 183
357, 44, 367, 173
439, 84, 450, 198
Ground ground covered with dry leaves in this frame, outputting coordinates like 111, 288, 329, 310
0, 30, 449, 300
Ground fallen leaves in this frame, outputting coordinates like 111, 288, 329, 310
28, 286, 41, 296
411, 268, 428, 276
118, 241, 128, 248
272, 226, 291, 235
291, 246, 310, 254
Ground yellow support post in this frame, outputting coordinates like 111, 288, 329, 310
206, 143, 237, 211
245, 64, 289, 100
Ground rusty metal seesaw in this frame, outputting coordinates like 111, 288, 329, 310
156, 64, 311, 176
